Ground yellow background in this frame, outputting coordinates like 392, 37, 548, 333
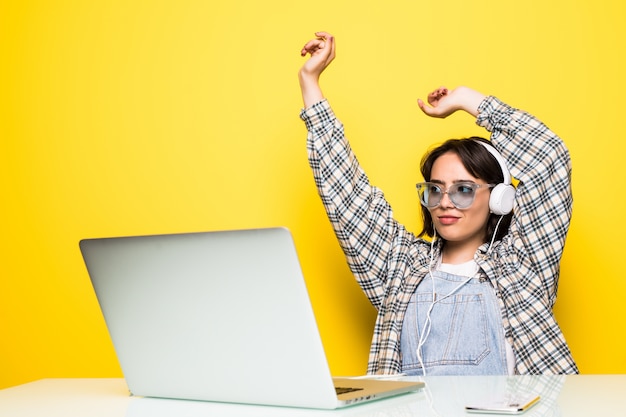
1, 0, 625, 388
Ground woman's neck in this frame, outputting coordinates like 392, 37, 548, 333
441, 240, 482, 264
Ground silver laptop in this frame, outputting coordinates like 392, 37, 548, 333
79, 227, 423, 409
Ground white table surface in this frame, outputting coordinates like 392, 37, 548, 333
1, 375, 623, 416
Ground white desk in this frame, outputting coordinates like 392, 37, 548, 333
0, 375, 623, 416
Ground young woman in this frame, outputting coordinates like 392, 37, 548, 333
298, 32, 578, 375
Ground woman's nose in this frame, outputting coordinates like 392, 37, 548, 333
439, 191, 455, 208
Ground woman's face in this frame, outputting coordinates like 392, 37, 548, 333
428, 152, 492, 247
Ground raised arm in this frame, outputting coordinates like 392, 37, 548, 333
477, 97, 572, 306
298, 33, 423, 309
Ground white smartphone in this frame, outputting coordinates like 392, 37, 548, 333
465, 394, 540, 414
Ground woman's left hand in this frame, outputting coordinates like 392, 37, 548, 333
418, 86, 485, 118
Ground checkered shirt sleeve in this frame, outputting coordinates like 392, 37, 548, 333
477, 96, 572, 307
477, 96, 577, 374
300, 100, 428, 310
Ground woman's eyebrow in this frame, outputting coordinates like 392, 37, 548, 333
429, 179, 478, 184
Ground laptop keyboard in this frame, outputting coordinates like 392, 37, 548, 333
335, 386, 364, 395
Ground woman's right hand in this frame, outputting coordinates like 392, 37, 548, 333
299, 32, 336, 108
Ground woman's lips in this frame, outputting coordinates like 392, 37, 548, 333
438, 215, 460, 225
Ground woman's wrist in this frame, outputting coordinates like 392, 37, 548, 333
299, 71, 324, 108
456, 86, 486, 117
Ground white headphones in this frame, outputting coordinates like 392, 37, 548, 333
474, 140, 515, 215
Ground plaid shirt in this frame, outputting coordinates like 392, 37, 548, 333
301, 97, 578, 375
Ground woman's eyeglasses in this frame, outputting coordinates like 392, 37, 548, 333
416, 182, 495, 209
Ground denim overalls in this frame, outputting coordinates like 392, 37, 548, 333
400, 264, 508, 376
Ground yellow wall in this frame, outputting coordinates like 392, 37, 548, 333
1, 0, 625, 388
